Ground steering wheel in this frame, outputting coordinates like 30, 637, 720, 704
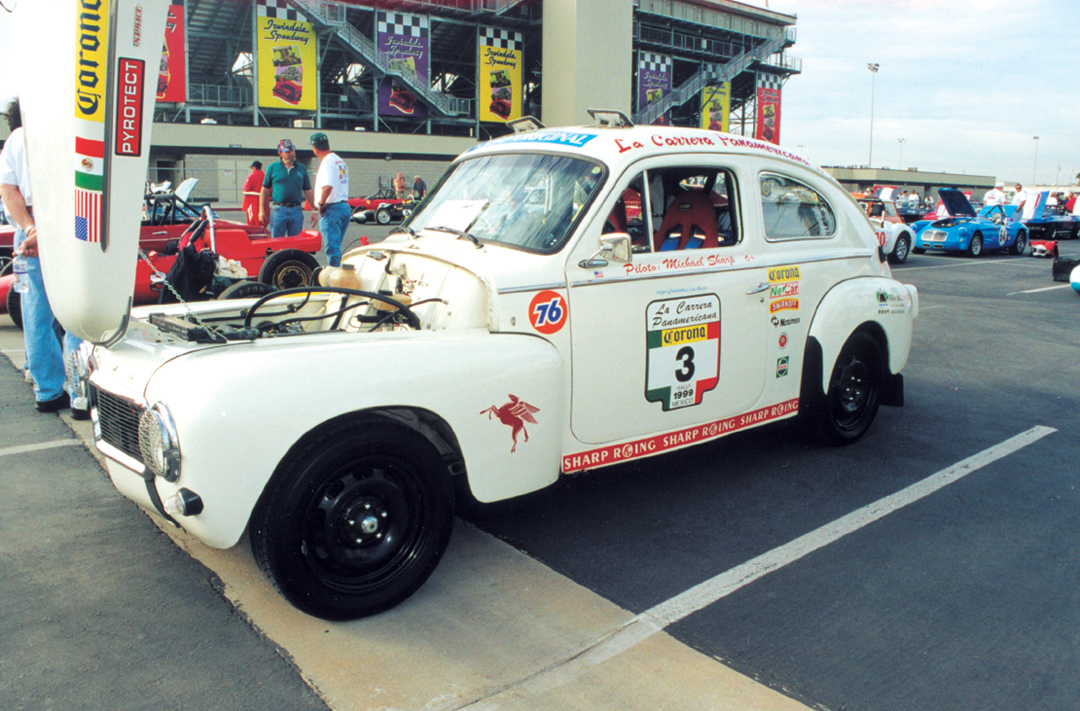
242, 287, 422, 332
178, 205, 216, 252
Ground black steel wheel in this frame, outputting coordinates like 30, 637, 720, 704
807, 332, 884, 446
251, 419, 455, 620
889, 233, 911, 264
965, 231, 983, 257
258, 249, 319, 290
1011, 230, 1028, 255
6, 283, 22, 330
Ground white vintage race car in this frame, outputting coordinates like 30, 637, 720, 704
77, 114, 919, 620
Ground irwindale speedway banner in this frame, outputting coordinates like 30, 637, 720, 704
256, 0, 317, 111
477, 27, 523, 123
16, 0, 169, 344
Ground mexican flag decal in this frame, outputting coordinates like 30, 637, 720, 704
645, 294, 720, 411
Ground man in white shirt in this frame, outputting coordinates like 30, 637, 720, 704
983, 183, 1006, 207
0, 99, 86, 417
310, 132, 350, 267
1011, 183, 1037, 222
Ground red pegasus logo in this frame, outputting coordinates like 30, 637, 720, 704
481, 395, 539, 453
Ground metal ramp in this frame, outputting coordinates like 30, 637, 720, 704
289, 0, 471, 116
632, 33, 790, 126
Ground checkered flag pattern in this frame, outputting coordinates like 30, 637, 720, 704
639, 53, 672, 72
256, 0, 298, 21
757, 73, 782, 90
479, 27, 523, 51
377, 12, 429, 37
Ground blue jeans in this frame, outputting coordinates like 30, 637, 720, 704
15, 227, 82, 403
269, 204, 304, 238
319, 202, 352, 267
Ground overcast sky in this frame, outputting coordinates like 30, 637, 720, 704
1, 1, 1076, 186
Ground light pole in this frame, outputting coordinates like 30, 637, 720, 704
1032, 136, 1039, 185
867, 63, 879, 166
897, 137, 906, 168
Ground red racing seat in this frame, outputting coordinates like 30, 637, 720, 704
653, 189, 719, 251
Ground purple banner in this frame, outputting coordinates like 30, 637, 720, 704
637, 53, 671, 126
377, 11, 429, 118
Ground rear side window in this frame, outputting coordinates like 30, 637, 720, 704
760, 173, 836, 241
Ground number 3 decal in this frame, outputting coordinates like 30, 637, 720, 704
529, 290, 569, 334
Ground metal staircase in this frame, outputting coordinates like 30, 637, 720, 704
288, 0, 470, 116
632, 32, 789, 125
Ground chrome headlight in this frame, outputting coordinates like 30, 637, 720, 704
138, 402, 181, 482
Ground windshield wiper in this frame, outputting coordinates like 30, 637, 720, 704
425, 225, 482, 248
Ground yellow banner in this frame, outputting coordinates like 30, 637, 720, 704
74, 0, 109, 123
257, 16, 317, 111
478, 43, 522, 123
701, 83, 729, 133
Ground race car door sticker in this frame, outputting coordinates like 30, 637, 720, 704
645, 294, 720, 411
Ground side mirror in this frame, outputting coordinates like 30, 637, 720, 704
579, 233, 632, 269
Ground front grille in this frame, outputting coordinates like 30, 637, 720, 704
94, 386, 145, 465
922, 230, 948, 242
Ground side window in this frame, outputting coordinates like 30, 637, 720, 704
602, 173, 649, 253
644, 167, 740, 252
760, 173, 836, 241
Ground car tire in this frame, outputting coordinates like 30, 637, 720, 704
1010, 229, 1028, 255
375, 207, 393, 225
805, 332, 884, 447
250, 418, 455, 620
965, 231, 983, 258
6, 282, 22, 330
889, 233, 911, 264
912, 246, 925, 255
216, 280, 278, 300
258, 249, 319, 291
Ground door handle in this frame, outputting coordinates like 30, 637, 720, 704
745, 281, 770, 295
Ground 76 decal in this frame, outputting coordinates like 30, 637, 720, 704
528, 290, 568, 334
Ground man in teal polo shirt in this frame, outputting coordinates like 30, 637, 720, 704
259, 138, 316, 237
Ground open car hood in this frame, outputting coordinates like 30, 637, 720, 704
938, 188, 976, 218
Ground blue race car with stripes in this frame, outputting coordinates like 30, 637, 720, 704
912, 188, 1027, 257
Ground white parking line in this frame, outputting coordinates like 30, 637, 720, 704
457, 425, 1056, 710
0, 439, 84, 458
897, 259, 1049, 272
1009, 284, 1073, 295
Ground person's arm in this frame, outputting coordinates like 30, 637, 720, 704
0, 183, 37, 255
306, 188, 317, 225
317, 185, 332, 211
259, 185, 271, 226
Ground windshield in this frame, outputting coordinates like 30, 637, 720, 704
406, 152, 606, 253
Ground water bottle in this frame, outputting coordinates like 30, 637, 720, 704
12, 254, 28, 294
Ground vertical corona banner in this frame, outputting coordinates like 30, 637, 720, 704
19, 0, 168, 343
256, 0, 317, 111
701, 82, 730, 133
755, 73, 782, 145
377, 12, 429, 118
478, 28, 523, 123
156, 1, 187, 102
637, 53, 671, 126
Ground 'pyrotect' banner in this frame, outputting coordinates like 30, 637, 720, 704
701, 82, 729, 133
378, 12, 429, 118
478, 28, 523, 123
755, 73, 781, 145
256, 0, 317, 111
156, 1, 187, 102
638, 53, 671, 125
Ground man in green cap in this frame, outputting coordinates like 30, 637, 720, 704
260, 138, 315, 237
310, 132, 350, 267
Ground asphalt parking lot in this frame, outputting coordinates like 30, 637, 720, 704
2, 240, 1079, 711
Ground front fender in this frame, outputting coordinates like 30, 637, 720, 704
808, 277, 918, 396
141, 330, 564, 548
